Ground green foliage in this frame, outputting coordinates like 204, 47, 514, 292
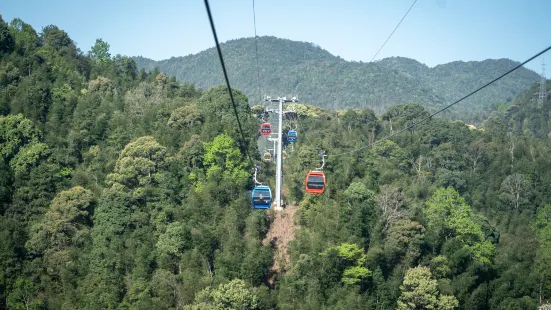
41, 25, 75, 53
186, 279, 259, 310
0, 114, 41, 160
202, 133, 249, 189
343, 182, 372, 201
106, 136, 167, 189
426, 187, 495, 264
9, 142, 49, 176
168, 104, 202, 129
384, 219, 425, 266
0, 16, 550, 310
0, 15, 14, 55
333, 243, 366, 265
323, 243, 371, 285
7, 279, 43, 310
156, 221, 190, 257
89, 38, 111, 62
342, 265, 372, 285
397, 266, 458, 310
534, 204, 551, 242
26, 186, 93, 276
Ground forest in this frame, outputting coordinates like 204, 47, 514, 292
133, 36, 540, 125
1, 14, 551, 310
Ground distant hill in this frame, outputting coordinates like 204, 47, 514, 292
484, 80, 551, 139
133, 36, 540, 124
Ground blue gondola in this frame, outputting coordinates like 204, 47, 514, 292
288, 130, 297, 143
252, 185, 272, 209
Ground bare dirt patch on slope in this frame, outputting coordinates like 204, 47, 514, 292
263, 203, 300, 286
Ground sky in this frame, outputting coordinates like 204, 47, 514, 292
2, 0, 550, 77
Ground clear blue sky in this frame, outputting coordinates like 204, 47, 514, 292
2, 0, 550, 76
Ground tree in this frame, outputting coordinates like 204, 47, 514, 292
0, 14, 14, 55
85, 136, 171, 308
123, 81, 165, 119
323, 243, 371, 285
465, 141, 485, 173
185, 279, 259, 310
500, 173, 531, 211
425, 187, 495, 264
197, 85, 256, 155
202, 133, 249, 189
25, 186, 94, 272
533, 204, 551, 303
343, 182, 373, 205
0, 159, 11, 213
156, 221, 191, 273
0, 114, 41, 160
384, 220, 425, 266
397, 266, 458, 310
7, 279, 43, 310
41, 25, 76, 56
9, 142, 49, 177
113, 54, 138, 80
89, 38, 111, 62
151, 269, 179, 308
375, 185, 407, 233
372, 140, 405, 159
156, 222, 190, 257
106, 136, 167, 189
168, 104, 202, 129
9, 18, 40, 67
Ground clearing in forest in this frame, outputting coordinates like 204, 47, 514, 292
262, 203, 300, 286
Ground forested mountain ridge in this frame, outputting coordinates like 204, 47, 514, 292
133, 36, 540, 124
2, 15, 551, 310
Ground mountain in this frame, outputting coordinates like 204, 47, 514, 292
133, 36, 540, 124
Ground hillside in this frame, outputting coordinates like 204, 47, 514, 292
133, 36, 540, 124
484, 79, 551, 139
3, 16, 551, 310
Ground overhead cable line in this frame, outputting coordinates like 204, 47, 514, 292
252, 0, 262, 105
370, 0, 418, 62
328, 45, 551, 157
204, 0, 254, 167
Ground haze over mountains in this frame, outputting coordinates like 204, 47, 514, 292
133, 36, 540, 124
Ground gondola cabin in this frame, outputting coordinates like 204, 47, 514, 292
305, 171, 326, 194
263, 151, 272, 162
287, 130, 297, 143
252, 185, 272, 209
260, 123, 272, 136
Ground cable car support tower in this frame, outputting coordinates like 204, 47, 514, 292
266, 96, 297, 210
539, 58, 546, 108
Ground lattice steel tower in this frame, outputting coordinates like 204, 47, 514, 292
539, 58, 546, 107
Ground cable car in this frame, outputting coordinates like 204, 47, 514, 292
252, 185, 272, 209
260, 123, 272, 136
305, 171, 326, 194
288, 130, 297, 143
263, 151, 272, 162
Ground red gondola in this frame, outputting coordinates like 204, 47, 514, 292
305, 171, 326, 194
260, 123, 272, 136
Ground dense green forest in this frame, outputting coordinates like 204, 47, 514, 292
2, 15, 551, 310
133, 36, 540, 125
